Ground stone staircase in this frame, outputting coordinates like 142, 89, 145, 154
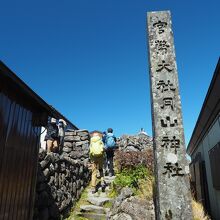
70, 176, 115, 220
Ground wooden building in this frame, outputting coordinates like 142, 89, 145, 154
187, 58, 220, 219
0, 61, 77, 220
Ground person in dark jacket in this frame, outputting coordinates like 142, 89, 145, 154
104, 128, 117, 177
45, 118, 59, 153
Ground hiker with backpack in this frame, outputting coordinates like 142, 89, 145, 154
104, 128, 117, 177
89, 130, 106, 193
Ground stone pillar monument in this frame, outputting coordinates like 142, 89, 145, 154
147, 11, 192, 220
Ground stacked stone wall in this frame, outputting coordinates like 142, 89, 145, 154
117, 134, 153, 152
33, 129, 90, 220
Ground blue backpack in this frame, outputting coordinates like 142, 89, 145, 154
106, 133, 116, 148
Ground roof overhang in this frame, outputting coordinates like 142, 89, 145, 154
0, 60, 78, 130
187, 58, 220, 156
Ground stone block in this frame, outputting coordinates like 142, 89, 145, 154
63, 142, 72, 148
76, 179, 81, 190
147, 11, 192, 219
43, 168, 50, 178
64, 136, 75, 142
40, 160, 49, 170
111, 213, 132, 220
87, 197, 111, 206
73, 136, 81, 141
80, 135, 89, 141
80, 205, 106, 214
82, 143, 89, 150
62, 147, 72, 153
70, 150, 83, 159
75, 140, 89, 147
65, 131, 76, 136
77, 131, 89, 137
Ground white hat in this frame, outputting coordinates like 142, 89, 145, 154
51, 118, 57, 123
59, 119, 67, 126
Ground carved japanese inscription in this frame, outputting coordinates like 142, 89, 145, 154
147, 11, 192, 220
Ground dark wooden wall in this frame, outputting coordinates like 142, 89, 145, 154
0, 91, 41, 220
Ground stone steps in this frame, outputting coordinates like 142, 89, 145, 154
87, 197, 112, 206
80, 204, 109, 214
76, 212, 106, 220
74, 175, 115, 220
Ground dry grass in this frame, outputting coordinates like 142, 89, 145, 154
192, 199, 211, 220
137, 177, 212, 220
137, 176, 154, 200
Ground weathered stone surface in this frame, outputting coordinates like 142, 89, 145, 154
63, 142, 72, 148
111, 187, 133, 212
83, 158, 89, 167
76, 130, 89, 137
39, 148, 47, 160
62, 146, 72, 153
109, 186, 155, 220
120, 197, 155, 220
87, 197, 111, 206
147, 10, 192, 219
65, 131, 76, 136
82, 143, 89, 150
72, 136, 81, 141
43, 168, 50, 177
75, 140, 89, 147
40, 160, 49, 169
80, 135, 89, 141
77, 212, 106, 220
64, 136, 76, 142
70, 150, 83, 159
62, 156, 78, 165
117, 134, 153, 152
80, 205, 106, 214
34, 127, 90, 220
111, 213, 132, 220
126, 146, 139, 151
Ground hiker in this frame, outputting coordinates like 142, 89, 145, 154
104, 128, 117, 177
58, 119, 67, 152
45, 117, 59, 153
89, 131, 105, 193
102, 131, 107, 143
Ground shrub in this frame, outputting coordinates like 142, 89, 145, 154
114, 165, 150, 188
111, 164, 154, 200
114, 148, 153, 173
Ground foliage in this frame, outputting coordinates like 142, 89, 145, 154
111, 148, 154, 200
114, 149, 153, 173
67, 189, 90, 220
114, 165, 151, 188
110, 164, 154, 201
103, 201, 113, 209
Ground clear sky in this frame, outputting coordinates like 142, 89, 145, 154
1, 0, 220, 145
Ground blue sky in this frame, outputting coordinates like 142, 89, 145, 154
1, 0, 220, 145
